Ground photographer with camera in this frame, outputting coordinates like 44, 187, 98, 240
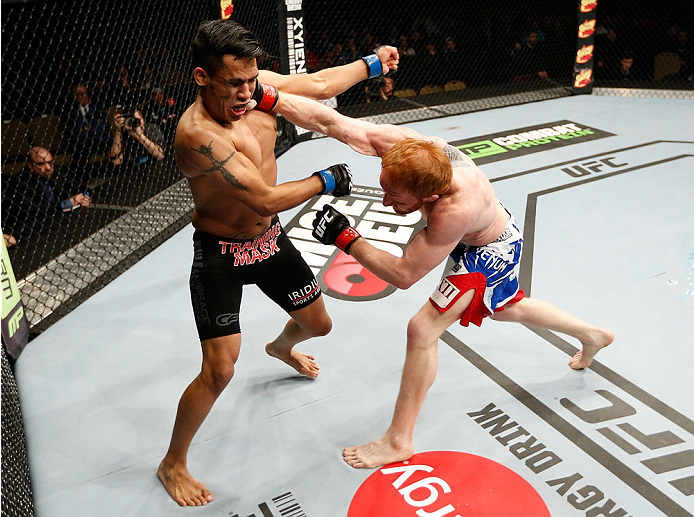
109, 109, 165, 166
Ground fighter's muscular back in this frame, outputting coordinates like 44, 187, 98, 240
175, 95, 279, 240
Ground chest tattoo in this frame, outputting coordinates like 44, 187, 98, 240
191, 140, 248, 191
443, 144, 470, 167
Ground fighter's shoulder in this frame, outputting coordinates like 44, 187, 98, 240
441, 143, 474, 168
177, 109, 230, 149
176, 122, 237, 176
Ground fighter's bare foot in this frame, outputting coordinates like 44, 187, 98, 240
570, 327, 615, 370
158, 460, 214, 507
343, 437, 414, 469
265, 344, 320, 378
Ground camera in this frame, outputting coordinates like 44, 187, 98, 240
121, 111, 141, 129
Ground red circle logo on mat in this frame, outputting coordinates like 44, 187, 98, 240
348, 451, 550, 517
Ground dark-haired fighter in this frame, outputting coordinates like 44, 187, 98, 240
271, 92, 614, 470
158, 19, 398, 506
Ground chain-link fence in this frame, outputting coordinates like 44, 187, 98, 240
301, 0, 578, 122
1, 0, 211, 334
3, 0, 691, 339
2, 349, 34, 517
594, 0, 693, 89
1, 1, 692, 512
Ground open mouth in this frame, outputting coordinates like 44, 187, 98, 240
230, 103, 249, 116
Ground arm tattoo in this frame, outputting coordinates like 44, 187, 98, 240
190, 140, 248, 191
443, 144, 471, 167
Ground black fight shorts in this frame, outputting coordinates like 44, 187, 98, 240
189, 217, 321, 340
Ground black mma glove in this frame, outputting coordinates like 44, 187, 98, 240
312, 163, 353, 197
251, 81, 279, 111
312, 205, 362, 254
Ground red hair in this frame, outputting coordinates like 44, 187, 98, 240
381, 139, 452, 197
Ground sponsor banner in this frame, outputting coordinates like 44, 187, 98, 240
216, 0, 233, 19
465, 401, 637, 516
277, 0, 314, 143
284, 187, 426, 302
1, 236, 29, 359
279, 0, 306, 76
572, 0, 597, 94
450, 120, 614, 164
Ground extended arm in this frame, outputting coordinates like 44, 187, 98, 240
274, 91, 423, 157
312, 205, 464, 289
258, 46, 399, 100
349, 225, 457, 289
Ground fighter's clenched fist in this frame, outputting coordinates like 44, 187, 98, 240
312, 204, 362, 254
313, 163, 353, 197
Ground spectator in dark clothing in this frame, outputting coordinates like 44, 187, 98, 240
424, 42, 437, 57
314, 31, 335, 59
317, 44, 339, 70
360, 32, 376, 55
66, 83, 112, 171
410, 30, 425, 56
522, 21, 547, 44
403, 41, 443, 91
342, 38, 362, 62
603, 51, 644, 82
443, 36, 458, 54
141, 87, 179, 143
439, 36, 465, 85
398, 35, 416, 58
110, 63, 133, 105
595, 28, 621, 72
675, 29, 692, 81
510, 31, 549, 81
1, 146, 91, 245
333, 43, 349, 65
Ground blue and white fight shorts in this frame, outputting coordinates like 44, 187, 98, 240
429, 206, 524, 327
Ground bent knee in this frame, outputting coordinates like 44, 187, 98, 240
300, 313, 333, 337
201, 363, 236, 395
406, 315, 436, 349
308, 314, 332, 337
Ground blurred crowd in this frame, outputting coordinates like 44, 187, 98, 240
1, 37, 189, 251
290, 10, 691, 103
